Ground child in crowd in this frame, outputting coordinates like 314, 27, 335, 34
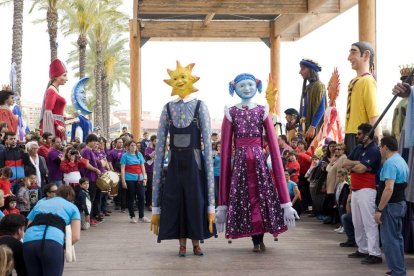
0, 167, 13, 197
305, 155, 320, 181
60, 146, 87, 186
2, 196, 20, 215
75, 177, 92, 229
333, 169, 350, 233
27, 173, 39, 209
285, 151, 300, 183
17, 177, 31, 217
285, 171, 301, 216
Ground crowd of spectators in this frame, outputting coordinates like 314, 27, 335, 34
0, 126, 156, 275
0, 122, 410, 275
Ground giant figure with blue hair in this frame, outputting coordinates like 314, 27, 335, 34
216, 73, 298, 252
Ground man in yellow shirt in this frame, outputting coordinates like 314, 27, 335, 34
345, 42, 381, 154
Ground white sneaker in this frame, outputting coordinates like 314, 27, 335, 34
138, 216, 151, 223
337, 227, 344, 234
334, 226, 343, 232
130, 218, 137, 223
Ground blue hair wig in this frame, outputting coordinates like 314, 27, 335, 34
228, 73, 262, 97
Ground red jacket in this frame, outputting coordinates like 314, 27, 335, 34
285, 160, 300, 183
38, 144, 51, 159
297, 152, 312, 176
0, 178, 12, 196
3, 208, 20, 215
60, 159, 87, 173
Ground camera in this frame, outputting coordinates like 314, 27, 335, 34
17, 143, 26, 150
69, 150, 79, 155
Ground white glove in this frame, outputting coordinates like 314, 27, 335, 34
215, 205, 228, 233
282, 205, 300, 228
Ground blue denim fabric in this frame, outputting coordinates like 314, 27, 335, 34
380, 201, 407, 276
341, 213, 355, 241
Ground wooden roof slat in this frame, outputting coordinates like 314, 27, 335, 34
140, 21, 270, 39
273, 0, 328, 36
134, 0, 358, 41
204, 13, 216, 26
299, 0, 357, 37
138, 0, 308, 15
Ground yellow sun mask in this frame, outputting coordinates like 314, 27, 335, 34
164, 61, 200, 99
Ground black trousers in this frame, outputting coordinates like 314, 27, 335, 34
323, 193, 336, 221
126, 180, 145, 218
23, 240, 64, 276
251, 234, 264, 245
88, 181, 101, 218
145, 172, 153, 207
298, 175, 312, 211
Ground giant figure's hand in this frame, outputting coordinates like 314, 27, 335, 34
208, 213, 215, 234
305, 126, 316, 139
283, 205, 300, 228
215, 205, 228, 233
150, 214, 160, 235
57, 125, 66, 133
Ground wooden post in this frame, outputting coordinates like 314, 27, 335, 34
270, 22, 281, 117
130, 19, 141, 140
358, 0, 376, 66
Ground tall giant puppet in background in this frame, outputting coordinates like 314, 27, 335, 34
71, 77, 92, 142
0, 85, 18, 135
216, 73, 298, 253
9, 62, 28, 140
265, 74, 283, 135
40, 58, 68, 139
150, 61, 215, 257
307, 68, 343, 154
298, 59, 327, 144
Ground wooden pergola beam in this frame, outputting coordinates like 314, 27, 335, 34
140, 21, 270, 39
136, 0, 354, 15
132, 0, 138, 37
273, 0, 328, 36
204, 13, 215, 26
138, 0, 308, 14
291, 0, 358, 38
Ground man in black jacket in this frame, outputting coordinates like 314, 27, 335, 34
0, 132, 30, 194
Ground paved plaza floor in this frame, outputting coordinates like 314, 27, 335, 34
65, 209, 414, 276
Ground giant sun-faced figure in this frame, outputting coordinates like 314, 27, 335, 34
151, 61, 215, 257
164, 61, 200, 99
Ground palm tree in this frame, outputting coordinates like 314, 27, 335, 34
30, 0, 61, 61
12, 0, 24, 103
61, 0, 96, 79
67, 34, 129, 138
0, 0, 24, 103
90, 0, 126, 134
64, 0, 127, 136
101, 36, 130, 137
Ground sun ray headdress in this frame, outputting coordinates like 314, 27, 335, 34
164, 61, 200, 99
307, 68, 343, 154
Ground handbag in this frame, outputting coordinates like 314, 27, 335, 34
65, 225, 76, 262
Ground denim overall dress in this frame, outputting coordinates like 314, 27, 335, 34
158, 100, 213, 241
